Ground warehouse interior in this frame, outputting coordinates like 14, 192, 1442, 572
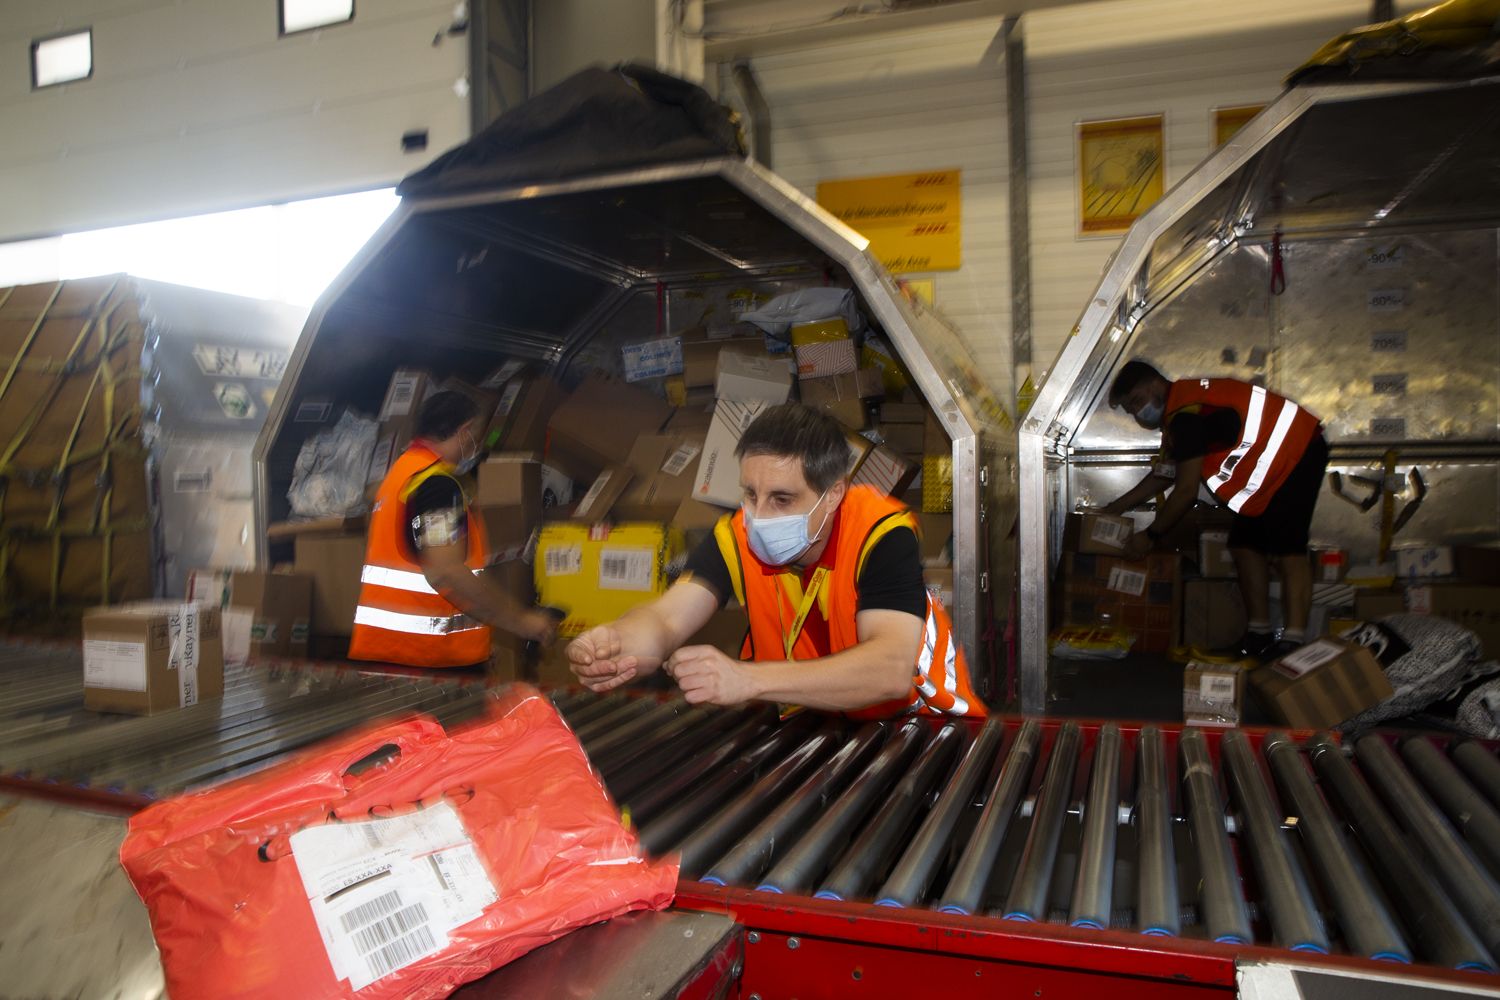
3, 0, 1500, 997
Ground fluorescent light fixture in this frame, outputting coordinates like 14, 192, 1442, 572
32, 30, 92, 89
280, 0, 354, 35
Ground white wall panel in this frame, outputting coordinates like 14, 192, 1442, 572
533, 0, 657, 92
1022, 0, 1392, 380
0, 0, 469, 241
713, 21, 1014, 395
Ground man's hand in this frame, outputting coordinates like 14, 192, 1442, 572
568, 625, 640, 693
1124, 531, 1153, 559
514, 608, 558, 645
1100, 499, 1129, 516
665, 645, 759, 706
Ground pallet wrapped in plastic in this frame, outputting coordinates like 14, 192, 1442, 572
120, 685, 678, 1000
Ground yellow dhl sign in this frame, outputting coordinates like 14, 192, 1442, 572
816, 169, 961, 274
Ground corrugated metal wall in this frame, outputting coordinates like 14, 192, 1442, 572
708, 0, 1407, 404
0, 0, 470, 242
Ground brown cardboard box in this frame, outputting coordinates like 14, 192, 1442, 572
485, 559, 535, 682
537, 643, 576, 686
666, 405, 716, 435
1405, 584, 1500, 658
294, 533, 368, 637
186, 569, 312, 662
799, 370, 882, 406
716, 351, 793, 404
1250, 638, 1394, 729
1198, 530, 1236, 578
486, 375, 565, 452
267, 515, 368, 541
1457, 545, 1500, 585
1355, 589, 1407, 622
1059, 552, 1181, 653
547, 377, 673, 481
793, 339, 858, 379
1181, 578, 1247, 650
674, 495, 726, 534
615, 434, 705, 522
83, 603, 225, 715
685, 606, 749, 656
367, 369, 434, 489
477, 453, 541, 507
879, 422, 924, 457
1184, 660, 1244, 726
1067, 512, 1135, 556
924, 568, 955, 610
683, 338, 769, 388
851, 443, 917, 497
924, 407, 950, 454
881, 401, 927, 424
694, 400, 772, 507
572, 466, 635, 523
917, 512, 953, 567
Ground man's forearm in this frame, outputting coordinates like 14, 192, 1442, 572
1103, 473, 1171, 514
741, 641, 912, 713
429, 567, 527, 631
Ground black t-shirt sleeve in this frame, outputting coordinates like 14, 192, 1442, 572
1166, 409, 1240, 461
405, 474, 467, 551
682, 533, 733, 608
855, 526, 928, 619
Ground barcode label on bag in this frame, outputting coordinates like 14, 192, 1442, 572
661, 443, 701, 477
544, 544, 582, 577
599, 548, 654, 591
292, 802, 497, 991
1106, 567, 1147, 597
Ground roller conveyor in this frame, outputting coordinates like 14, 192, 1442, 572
9, 640, 1500, 994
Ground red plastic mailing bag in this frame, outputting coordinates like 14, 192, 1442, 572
120, 685, 678, 1000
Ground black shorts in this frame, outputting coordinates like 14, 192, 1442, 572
1227, 432, 1329, 556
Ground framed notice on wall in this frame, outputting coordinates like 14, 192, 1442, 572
816, 169, 961, 273
1214, 104, 1265, 147
1077, 115, 1164, 237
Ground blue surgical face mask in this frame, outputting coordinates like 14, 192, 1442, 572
744, 490, 832, 566
454, 429, 481, 475
1134, 400, 1164, 430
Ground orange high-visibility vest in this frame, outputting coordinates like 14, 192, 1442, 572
712, 485, 985, 719
347, 442, 491, 667
1166, 378, 1322, 517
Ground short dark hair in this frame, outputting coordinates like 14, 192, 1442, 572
415, 389, 479, 441
736, 403, 849, 493
1108, 360, 1166, 407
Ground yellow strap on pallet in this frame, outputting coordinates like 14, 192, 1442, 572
0, 281, 62, 408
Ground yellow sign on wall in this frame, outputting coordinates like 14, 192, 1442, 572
1077, 116, 1164, 236
816, 169, 961, 274
1214, 104, 1265, 147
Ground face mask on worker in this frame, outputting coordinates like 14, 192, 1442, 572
1134, 400, 1164, 430
454, 428, 481, 475
744, 490, 833, 566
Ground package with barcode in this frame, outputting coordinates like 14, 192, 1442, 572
1183, 660, 1243, 727
533, 523, 685, 638
120, 687, 677, 1000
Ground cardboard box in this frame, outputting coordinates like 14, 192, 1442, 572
685, 606, 749, 656
622, 337, 684, 382
674, 495, 727, 534
1405, 584, 1500, 657
1199, 530, 1236, 578
879, 422, 924, 457
881, 401, 927, 424
294, 533, 368, 638
683, 337, 769, 388
1355, 588, 1406, 621
267, 515, 368, 541
367, 369, 434, 489
1184, 660, 1244, 726
537, 643, 576, 687
477, 452, 541, 507
666, 405, 716, 435
1070, 513, 1135, 556
917, 512, 953, 567
83, 603, 225, 715
694, 400, 771, 508
485, 375, 565, 452
1181, 578, 1247, 650
1251, 638, 1394, 729
534, 523, 684, 640
186, 569, 312, 663
615, 434, 705, 522
716, 351, 793, 404
437, 377, 501, 431
485, 559, 535, 683
1059, 552, 1181, 653
793, 339, 858, 379
799, 369, 882, 406
789, 317, 850, 346
1395, 545, 1455, 580
924, 567, 955, 610
851, 443, 917, 497
547, 377, 673, 481
1456, 545, 1500, 585
572, 466, 634, 523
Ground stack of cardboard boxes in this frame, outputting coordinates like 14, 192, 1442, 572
1360, 544, 1500, 658
1054, 512, 1181, 655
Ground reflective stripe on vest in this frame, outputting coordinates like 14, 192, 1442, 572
353, 606, 485, 636
1226, 398, 1303, 512
360, 564, 483, 595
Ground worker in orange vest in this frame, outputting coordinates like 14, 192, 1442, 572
348, 390, 555, 668
1104, 360, 1329, 661
568, 404, 985, 718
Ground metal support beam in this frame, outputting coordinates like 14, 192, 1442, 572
732, 61, 772, 168
1004, 15, 1034, 395
469, 0, 531, 134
